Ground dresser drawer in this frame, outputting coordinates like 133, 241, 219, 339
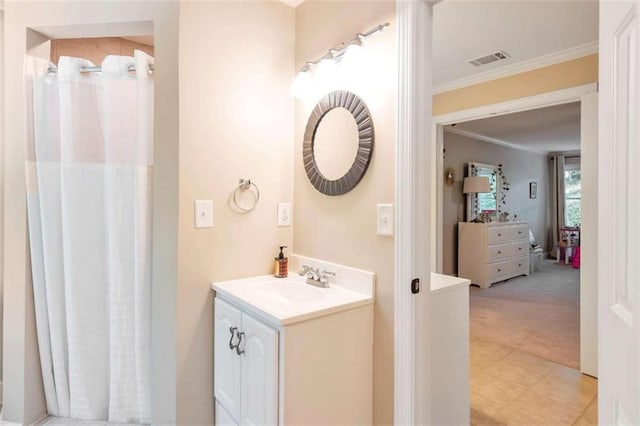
510, 241, 529, 257
512, 225, 528, 241
487, 226, 512, 244
487, 260, 511, 280
487, 243, 512, 262
509, 256, 528, 274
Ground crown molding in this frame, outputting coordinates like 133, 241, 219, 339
433, 41, 598, 95
444, 126, 548, 156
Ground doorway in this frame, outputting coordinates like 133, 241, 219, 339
433, 87, 598, 424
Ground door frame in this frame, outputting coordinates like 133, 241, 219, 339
394, 1, 433, 424
395, 1, 599, 421
431, 83, 598, 376
432, 83, 597, 274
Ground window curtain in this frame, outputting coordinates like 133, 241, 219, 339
24, 51, 154, 423
550, 155, 566, 258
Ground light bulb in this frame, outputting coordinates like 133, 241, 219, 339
291, 67, 312, 99
314, 56, 338, 95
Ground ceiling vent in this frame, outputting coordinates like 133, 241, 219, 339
468, 51, 510, 67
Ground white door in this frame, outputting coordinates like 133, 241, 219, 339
239, 313, 278, 426
599, 1, 640, 424
215, 298, 242, 423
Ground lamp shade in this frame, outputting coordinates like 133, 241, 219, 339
463, 176, 491, 194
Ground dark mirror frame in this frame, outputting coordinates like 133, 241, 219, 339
303, 90, 375, 196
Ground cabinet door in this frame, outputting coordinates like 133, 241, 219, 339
240, 312, 278, 426
216, 400, 238, 426
215, 298, 242, 423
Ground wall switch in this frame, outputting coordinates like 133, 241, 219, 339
278, 202, 292, 227
377, 204, 394, 236
195, 200, 213, 229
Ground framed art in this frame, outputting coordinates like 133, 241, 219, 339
530, 181, 537, 199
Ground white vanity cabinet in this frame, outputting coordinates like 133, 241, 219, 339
212, 260, 374, 426
214, 298, 278, 425
458, 221, 530, 288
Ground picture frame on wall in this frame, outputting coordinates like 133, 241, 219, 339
530, 181, 537, 199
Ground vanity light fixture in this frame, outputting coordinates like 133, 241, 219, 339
291, 22, 390, 99
290, 62, 313, 99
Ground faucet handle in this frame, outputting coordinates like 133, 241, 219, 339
298, 265, 311, 276
319, 270, 336, 284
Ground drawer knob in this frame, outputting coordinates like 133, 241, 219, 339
518, 264, 522, 267
519, 248, 522, 251
498, 268, 502, 272
498, 233, 502, 237
518, 231, 522, 234
498, 251, 502, 254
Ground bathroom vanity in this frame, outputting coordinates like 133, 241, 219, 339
211, 255, 374, 425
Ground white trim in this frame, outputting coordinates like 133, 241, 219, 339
433, 41, 598, 95
395, 1, 432, 424
444, 126, 548, 156
432, 83, 596, 274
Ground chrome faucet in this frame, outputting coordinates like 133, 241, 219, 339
298, 265, 335, 288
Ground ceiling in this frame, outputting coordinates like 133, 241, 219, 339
433, 0, 598, 89
446, 102, 581, 154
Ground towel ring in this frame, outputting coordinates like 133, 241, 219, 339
232, 179, 260, 213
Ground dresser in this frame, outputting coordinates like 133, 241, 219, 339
458, 221, 530, 288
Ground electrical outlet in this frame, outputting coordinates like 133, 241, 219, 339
377, 204, 393, 236
195, 200, 213, 229
278, 202, 291, 227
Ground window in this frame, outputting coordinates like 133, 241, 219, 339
565, 169, 581, 227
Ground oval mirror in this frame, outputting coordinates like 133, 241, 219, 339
303, 91, 374, 196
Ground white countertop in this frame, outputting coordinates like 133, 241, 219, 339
212, 274, 373, 326
431, 273, 470, 295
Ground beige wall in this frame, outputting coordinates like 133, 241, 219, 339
50, 37, 154, 65
294, 1, 396, 424
433, 54, 598, 116
178, 2, 294, 424
3, 2, 179, 423
442, 132, 549, 276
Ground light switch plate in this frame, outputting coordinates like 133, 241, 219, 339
278, 202, 292, 227
377, 203, 393, 236
195, 200, 213, 229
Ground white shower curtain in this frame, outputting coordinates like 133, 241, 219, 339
24, 51, 154, 423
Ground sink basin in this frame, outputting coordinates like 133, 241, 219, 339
251, 279, 328, 304
212, 274, 372, 325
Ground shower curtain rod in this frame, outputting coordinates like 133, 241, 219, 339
46, 63, 155, 75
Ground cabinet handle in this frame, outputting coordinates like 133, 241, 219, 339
497, 268, 502, 272
518, 264, 522, 267
498, 251, 502, 254
519, 247, 522, 251
518, 231, 522, 234
498, 233, 502, 237
236, 331, 245, 356
229, 327, 239, 350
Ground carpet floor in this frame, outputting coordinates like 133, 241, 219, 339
470, 259, 580, 369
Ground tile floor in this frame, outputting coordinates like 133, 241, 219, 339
470, 335, 598, 425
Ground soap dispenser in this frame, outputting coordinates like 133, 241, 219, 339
274, 246, 288, 278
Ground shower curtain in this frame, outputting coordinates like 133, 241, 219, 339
24, 51, 154, 423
